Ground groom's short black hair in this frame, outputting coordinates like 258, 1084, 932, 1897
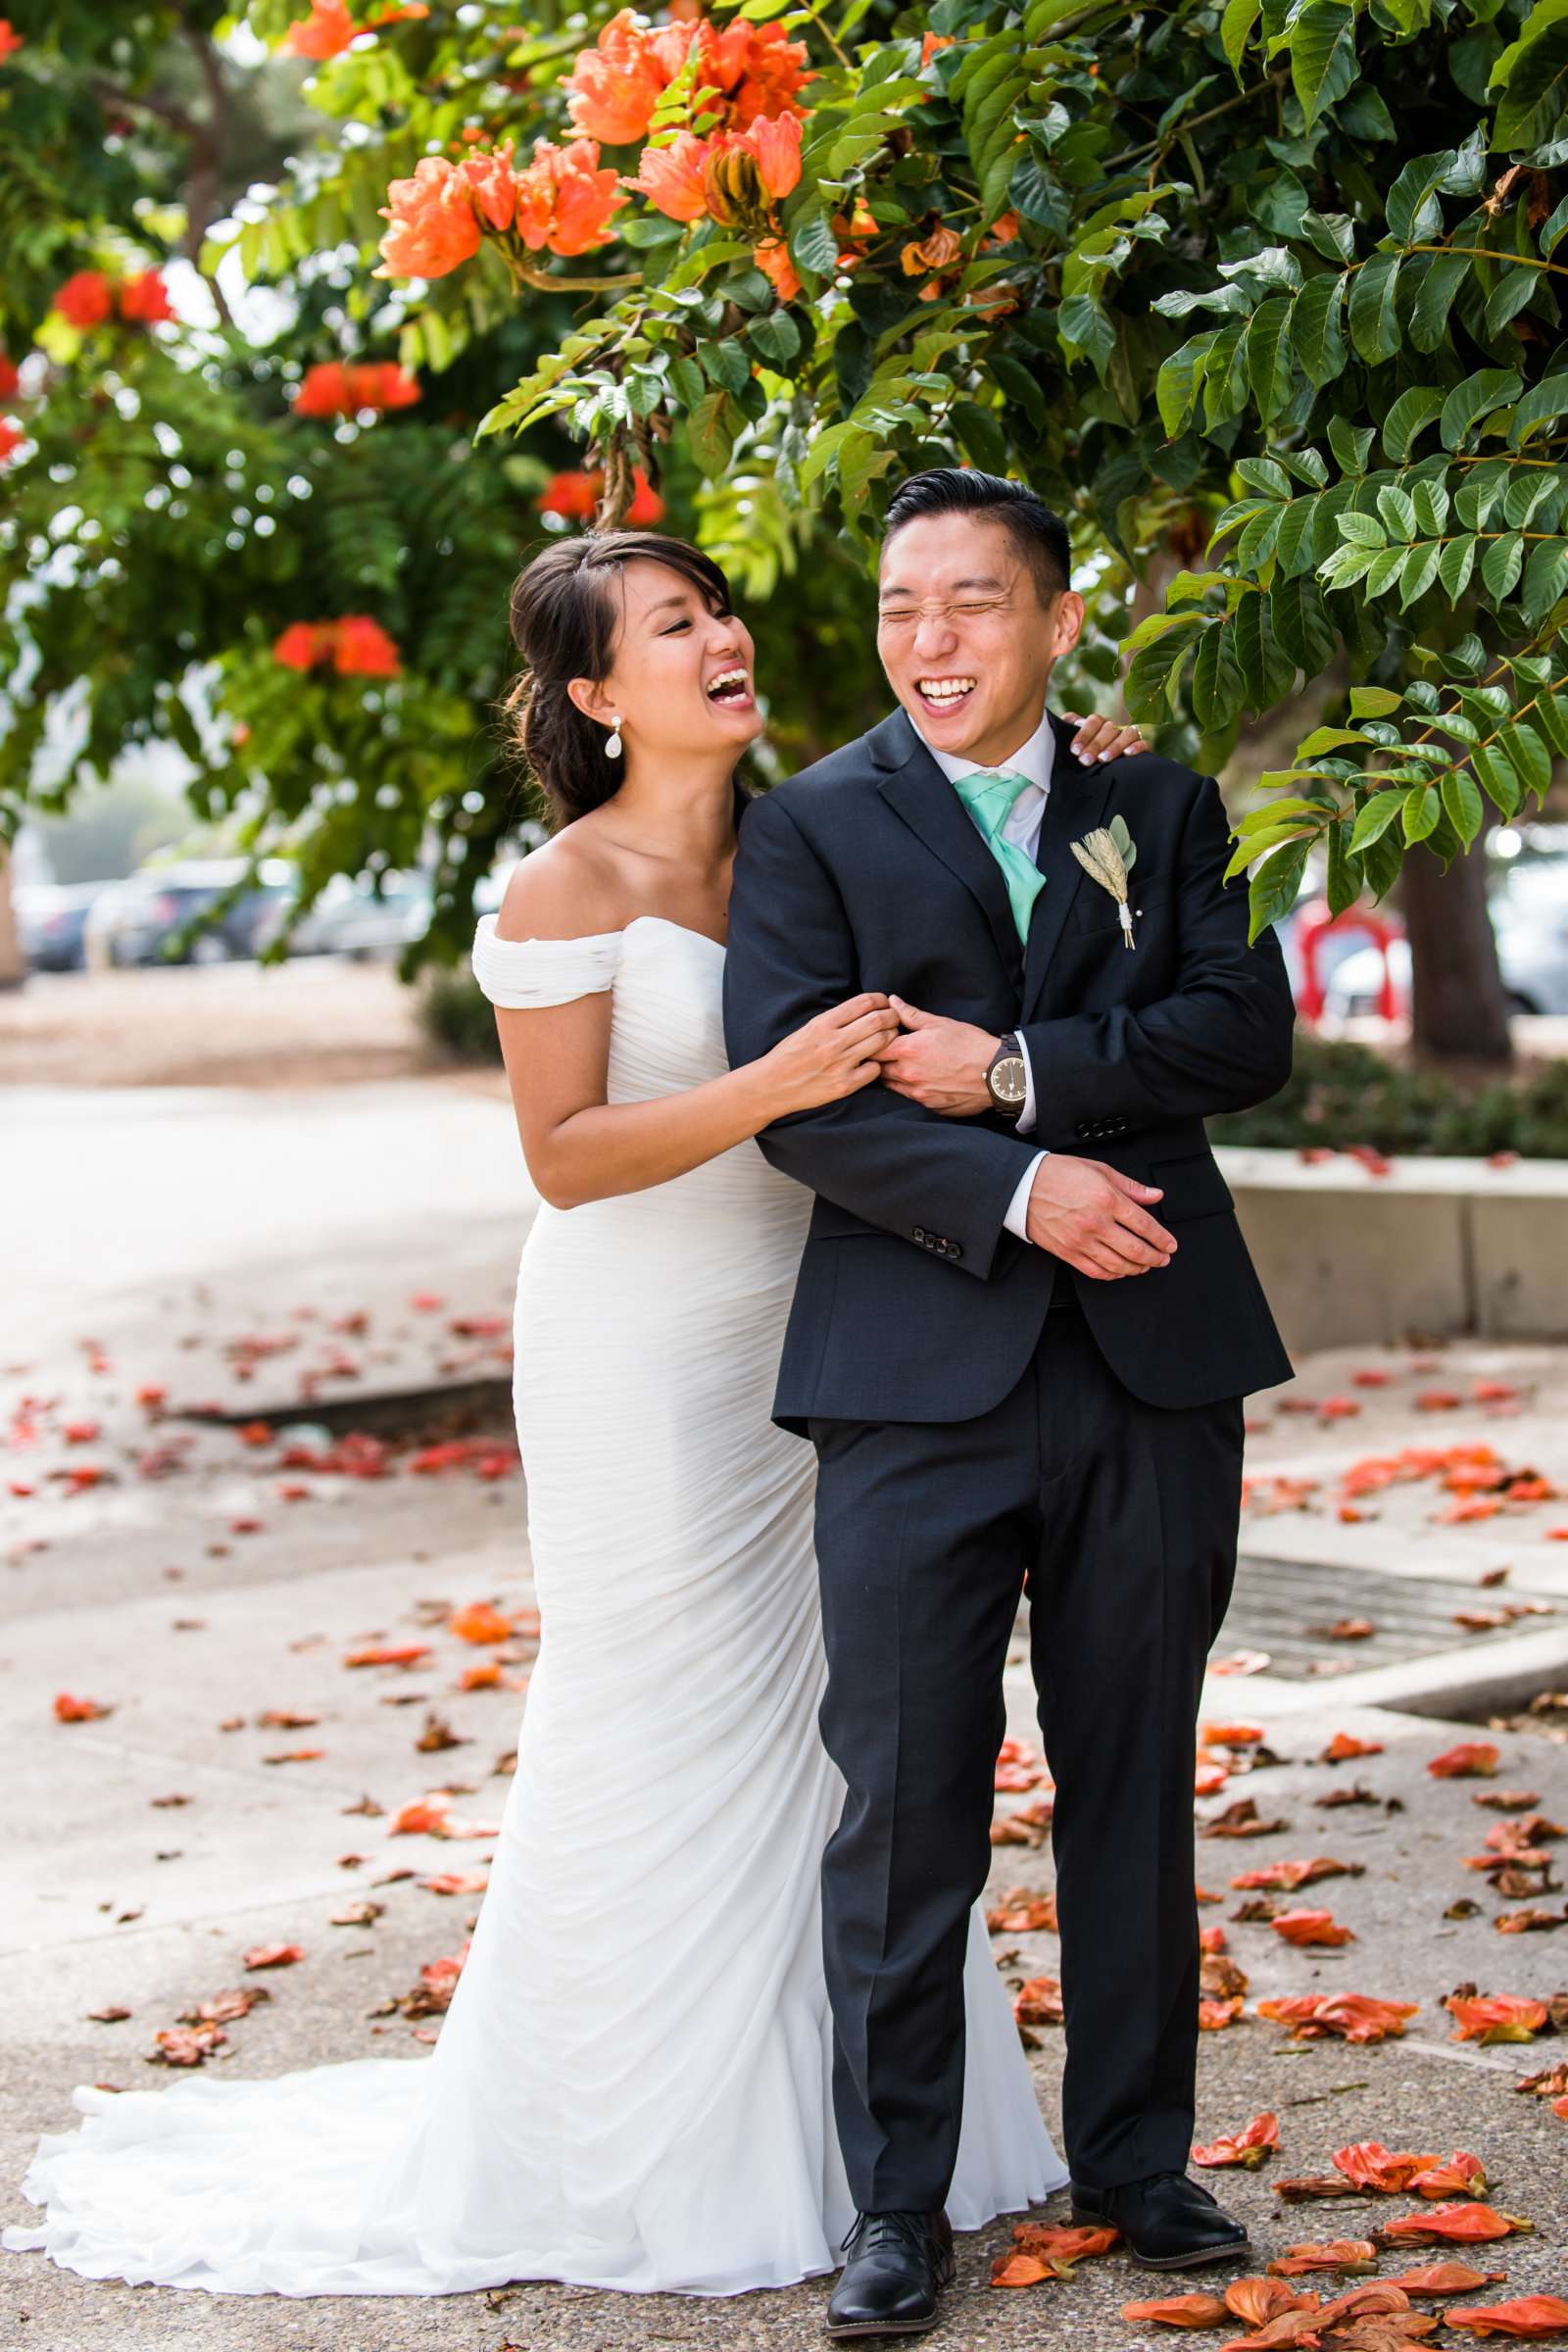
882, 468, 1070, 610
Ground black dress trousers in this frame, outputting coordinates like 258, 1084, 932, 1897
808, 1282, 1245, 2211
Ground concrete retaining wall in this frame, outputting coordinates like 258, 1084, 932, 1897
1216, 1146, 1568, 1353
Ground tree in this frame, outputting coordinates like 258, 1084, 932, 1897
2, 0, 1565, 1024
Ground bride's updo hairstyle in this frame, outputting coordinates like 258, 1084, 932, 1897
504, 530, 739, 829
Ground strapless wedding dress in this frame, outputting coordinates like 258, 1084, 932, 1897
4, 912, 1065, 2298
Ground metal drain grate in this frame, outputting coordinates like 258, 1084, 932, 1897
1218, 1553, 1559, 1681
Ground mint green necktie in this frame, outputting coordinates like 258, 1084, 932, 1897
951, 768, 1045, 943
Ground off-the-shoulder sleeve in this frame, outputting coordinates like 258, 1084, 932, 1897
470, 912, 623, 1008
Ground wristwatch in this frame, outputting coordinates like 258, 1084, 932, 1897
985, 1032, 1028, 1114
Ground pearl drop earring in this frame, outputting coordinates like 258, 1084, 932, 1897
605, 714, 623, 760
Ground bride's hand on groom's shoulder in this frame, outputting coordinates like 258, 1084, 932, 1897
877, 998, 997, 1117
1024, 1155, 1176, 1280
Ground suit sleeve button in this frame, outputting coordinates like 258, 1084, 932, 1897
912, 1226, 926, 1244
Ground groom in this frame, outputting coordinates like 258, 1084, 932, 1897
723, 469, 1296, 2339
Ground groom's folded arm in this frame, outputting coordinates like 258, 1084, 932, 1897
1018, 776, 1296, 1140
723, 791, 1038, 1278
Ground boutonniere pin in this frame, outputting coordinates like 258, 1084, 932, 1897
1069, 814, 1139, 949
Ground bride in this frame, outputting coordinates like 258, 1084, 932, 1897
6, 529, 1147, 2302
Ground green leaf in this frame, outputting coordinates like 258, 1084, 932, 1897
1290, 0, 1359, 126
1376, 484, 1417, 541
686, 388, 739, 475
1269, 575, 1337, 674
1249, 838, 1310, 937
700, 339, 752, 396
1339, 510, 1388, 548
1521, 536, 1568, 619
1402, 783, 1442, 841
1439, 535, 1479, 602
1288, 269, 1353, 385
788, 208, 840, 279
1440, 368, 1525, 452
1192, 618, 1245, 728
1327, 415, 1377, 477
668, 354, 706, 408
1492, 0, 1568, 148
1381, 386, 1446, 464
1246, 299, 1295, 421
1481, 529, 1525, 601
748, 310, 802, 368
1439, 766, 1485, 844
989, 351, 1048, 431
1348, 252, 1401, 364
1325, 814, 1357, 917
1408, 254, 1472, 353
1348, 787, 1407, 849
1349, 686, 1404, 717
1474, 740, 1523, 815
1501, 717, 1552, 794
1412, 480, 1450, 536
1398, 542, 1443, 607
1535, 687, 1568, 759
1221, 0, 1261, 75
1508, 372, 1568, 447
1235, 456, 1295, 501
952, 400, 1008, 473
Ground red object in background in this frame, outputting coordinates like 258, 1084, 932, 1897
1294, 899, 1401, 1023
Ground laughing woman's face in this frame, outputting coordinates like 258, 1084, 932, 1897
875, 512, 1083, 771
571, 560, 761, 767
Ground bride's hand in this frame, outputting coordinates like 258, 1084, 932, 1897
761, 995, 901, 1113
1060, 710, 1150, 762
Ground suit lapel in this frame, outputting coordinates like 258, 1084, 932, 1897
872, 709, 1023, 991
1019, 710, 1115, 1024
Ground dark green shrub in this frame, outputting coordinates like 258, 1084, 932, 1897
417, 966, 502, 1064
1211, 1035, 1568, 1160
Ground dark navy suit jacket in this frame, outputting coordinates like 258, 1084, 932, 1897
722, 705, 1296, 1432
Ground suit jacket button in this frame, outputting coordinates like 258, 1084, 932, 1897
912, 1226, 925, 1243
950, 1243, 963, 1261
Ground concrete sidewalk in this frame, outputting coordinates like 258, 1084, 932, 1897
5, 1080, 1568, 2351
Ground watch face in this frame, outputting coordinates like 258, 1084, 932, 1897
991, 1054, 1028, 1106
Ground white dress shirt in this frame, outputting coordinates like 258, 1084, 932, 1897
914, 711, 1053, 1244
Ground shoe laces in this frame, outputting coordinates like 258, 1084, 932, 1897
841, 2210, 935, 2261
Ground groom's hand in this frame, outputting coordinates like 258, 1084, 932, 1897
1025, 1155, 1177, 1279
876, 998, 997, 1117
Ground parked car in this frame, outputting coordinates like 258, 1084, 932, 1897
284, 868, 434, 959
82, 859, 295, 968
1323, 855, 1568, 1018
15, 881, 107, 972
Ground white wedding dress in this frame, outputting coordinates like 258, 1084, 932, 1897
5, 912, 1065, 2298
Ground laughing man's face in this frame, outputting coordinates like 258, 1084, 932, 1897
875, 511, 1082, 771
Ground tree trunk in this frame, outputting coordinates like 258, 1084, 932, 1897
0, 844, 24, 991
1399, 833, 1511, 1066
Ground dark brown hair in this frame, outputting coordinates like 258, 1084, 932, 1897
883, 467, 1070, 608
503, 531, 739, 829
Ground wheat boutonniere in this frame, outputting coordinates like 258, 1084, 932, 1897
1069, 813, 1139, 949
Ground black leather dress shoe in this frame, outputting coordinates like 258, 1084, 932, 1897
825, 2209, 956, 2339
1071, 2172, 1249, 2271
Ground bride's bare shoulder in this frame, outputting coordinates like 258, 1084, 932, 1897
494, 829, 626, 945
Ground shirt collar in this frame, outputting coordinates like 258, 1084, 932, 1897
914, 705, 1055, 797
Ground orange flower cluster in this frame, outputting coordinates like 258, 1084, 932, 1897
293, 360, 421, 417
537, 466, 664, 524
0, 19, 21, 62
52, 269, 175, 328
279, 0, 429, 61
565, 8, 810, 144
378, 139, 625, 277
627, 110, 801, 226
271, 617, 402, 677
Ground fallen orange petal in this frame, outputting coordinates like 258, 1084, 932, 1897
1193, 2112, 1279, 2170
1122, 2292, 1232, 2326
1429, 1742, 1501, 1779
1445, 2300, 1568, 2340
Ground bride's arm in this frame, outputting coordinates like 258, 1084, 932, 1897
490, 856, 896, 1209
